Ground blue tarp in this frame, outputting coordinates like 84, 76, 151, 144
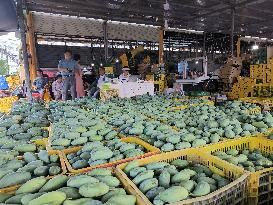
0, 76, 9, 90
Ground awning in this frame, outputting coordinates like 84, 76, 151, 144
0, 0, 17, 34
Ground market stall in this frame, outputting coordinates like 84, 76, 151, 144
100, 81, 154, 100
2, 0, 273, 205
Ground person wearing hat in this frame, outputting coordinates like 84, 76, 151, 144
119, 67, 131, 83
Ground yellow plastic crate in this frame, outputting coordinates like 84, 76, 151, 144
242, 107, 262, 114
2, 167, 138, 202
0, 151, 67, 193
173, 96, 189, 101
30, 128, 49, 148
240, 97, 260, 104
31, 137, 48, 149
100, 88, 119, 101
261, 128, 273, 136
63, 137, 160, 174
0, 96, 18, 113
190, 100, 215, 107
240, 98, 273, 111
168, 101, 214, 111
41, 168, 141, 203
167, 105, 188, 111
127, 112, 179, 133
46, 125, 85, 155
116, 148, 249, 205
45, 125, 59, 155
199, 136, 273, 204
189, 96, 211, 100
260, 128, 273, 139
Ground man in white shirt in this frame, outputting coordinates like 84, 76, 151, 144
97, 67, 109, 88
119, 67, 131, 83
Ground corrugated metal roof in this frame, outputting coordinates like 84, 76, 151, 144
33, 12, 104, 38
32, 12, 160, 42
26, 0, 273, 38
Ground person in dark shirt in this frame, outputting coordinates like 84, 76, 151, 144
88, 67, 109, 98
58, 50, 79, 100
52, 75, 63, 100
33, 69, 48, 100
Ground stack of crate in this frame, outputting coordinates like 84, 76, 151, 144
228, 77, 255, 99
250, 64, 267, 83
215, 57, 242, 84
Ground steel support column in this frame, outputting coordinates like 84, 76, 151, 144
231, 6, 235, 56
16, 0, 32, 101
203, 32, 206, 57
26, 11, 38, 81
237, 37, 241, 57
158, 27, 164, 64
103, 21, 108, 62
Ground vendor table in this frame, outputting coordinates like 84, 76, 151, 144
100, 82, 154, 100
175, 76, 210, 95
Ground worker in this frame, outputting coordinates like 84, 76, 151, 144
179, 59, 188, 79
88, 67, 109, 98
33, 69, 48, 100
119, 67, 131, 83
73, 54, 85, 98
58, 50, 79, 101
52, 75, 63, 100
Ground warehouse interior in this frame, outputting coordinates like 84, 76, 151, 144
0, 1, 273, 205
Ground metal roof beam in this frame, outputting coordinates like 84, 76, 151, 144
181, 0, 263, 21
26, 0, 164, 18
29, 6, 162, 26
